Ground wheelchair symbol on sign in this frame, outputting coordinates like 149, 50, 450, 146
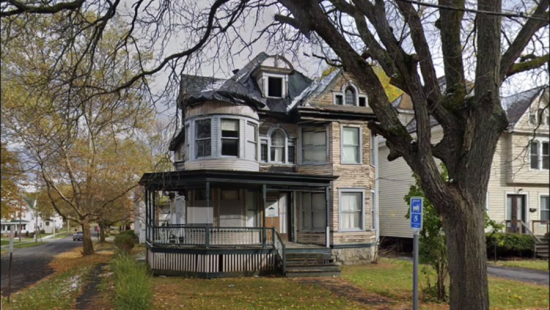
413, 215, 419, 222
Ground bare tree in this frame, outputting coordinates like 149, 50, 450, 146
1, 1, 548, 308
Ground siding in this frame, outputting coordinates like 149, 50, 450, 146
185, 158, 259, 171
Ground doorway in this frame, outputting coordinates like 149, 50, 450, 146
264, 192, 291, 241
506, 194, 527, 233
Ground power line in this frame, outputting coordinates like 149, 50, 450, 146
396, 0, 550, 22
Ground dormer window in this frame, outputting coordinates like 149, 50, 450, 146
264, 74, 286, 98
345, 87, 356, 105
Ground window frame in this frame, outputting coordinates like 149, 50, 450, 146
333, 93, 343, 105
301, 192, 327, 232
540, 194, 550, 223
263, 73, 287, 99
220, 118, 240, 157
338, 188, 366, 232
269, 128, 287, 163
529, 139, 549, 171
246, 121, 258, 161
344, 86, 357, 106
300, 126, 329, 164
340, 125, 362, 164
195, 118, 213, 159
260, 137, 268, 163
184, 124, 190, 161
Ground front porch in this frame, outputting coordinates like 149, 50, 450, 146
139, 169, 339, 278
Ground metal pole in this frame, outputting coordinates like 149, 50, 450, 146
413, 231, 419, 310
8, 226, 14, 303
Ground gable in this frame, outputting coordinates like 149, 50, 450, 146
305, 71, 370, 108
505, 87, 548, 130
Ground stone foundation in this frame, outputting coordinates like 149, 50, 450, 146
331, 246, 376, 265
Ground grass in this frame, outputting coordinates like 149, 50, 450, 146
342, 258, 550, 310
1, 238, 34, 245
490, 260, 549, 271
110, 253, 152, 310
0, 241, 115, 310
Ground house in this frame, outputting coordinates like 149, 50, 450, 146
138, 53, 379, 277
379, 85, 550, 248
0, 198, 64, 235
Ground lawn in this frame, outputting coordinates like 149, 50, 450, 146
342, 258, 549, 310
490, 260, 549, 271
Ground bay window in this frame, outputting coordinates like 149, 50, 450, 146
342, 126, 361, 164
246, 122, 258, 160
195, 119, 211, 158
339, 190, 365, 231
302, 192, 326, 231
221, 119, 239, 156
302, 127, 327, 163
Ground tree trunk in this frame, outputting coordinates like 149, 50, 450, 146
81, 217, 94, 255
442, 198, 489, 310
99, 224, 105, 242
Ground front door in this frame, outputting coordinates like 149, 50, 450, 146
279, 193, 289, 241
507, 195, 526, 233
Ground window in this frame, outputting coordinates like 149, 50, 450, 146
345, 87, 356, 105
221, 119, 239, 156
370, 190, 376, 230
302, 127, 327, 163
46, 221, 50, 226
541, 195, 549, 221
288, 139, 296, 164
370, 133, 375, 165
246, 122, 257, 160
195, 119, 211, 158
538, 109, 545, 125
267, 76, 283, 98
529, 113, 537, 125
302, 192, 326, 231
260, 139, 268, 162
335, 94, 343, 105
530, 140, 549, 170
342, 127, 360, 164
359, 96, 367, 107
340, 191, 364, 231
185, 124, 190, 160
270, 130, 285, 162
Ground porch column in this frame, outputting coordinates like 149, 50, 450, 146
325, 186, 330, 248
145, 189, 149, 242
206, 182, 210, 225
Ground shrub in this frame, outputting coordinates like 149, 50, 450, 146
487, 233, 535, 257
40, 229, 45, 234
111, 254, 152, 310
114, 231, 137, 254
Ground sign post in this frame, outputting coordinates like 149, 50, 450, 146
410, 197, 423, 310
8, 224, 15, 302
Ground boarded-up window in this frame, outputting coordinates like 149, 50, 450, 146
302, 192, 326, 231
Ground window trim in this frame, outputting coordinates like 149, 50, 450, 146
246, 121, 258, 161
539, 194, 550, 223
263, 73, 287, 99
340, 125, 362, 165
220, 118, 241, 158
260, 137, 269, 163
529, 138, 549, 171
269, 128, 287, 164
338, 188, 366, 232
300, 126, 329, 164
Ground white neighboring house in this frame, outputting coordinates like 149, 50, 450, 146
0, 198, 63, 235
379, 86, 550, 244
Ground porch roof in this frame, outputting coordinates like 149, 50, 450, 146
138, 169, 338, 191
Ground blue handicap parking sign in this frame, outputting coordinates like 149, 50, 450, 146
410, 197, 423, 231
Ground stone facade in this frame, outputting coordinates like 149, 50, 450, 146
331, 246, 377, 265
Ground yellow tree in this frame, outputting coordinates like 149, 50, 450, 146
0, 142, 25, 219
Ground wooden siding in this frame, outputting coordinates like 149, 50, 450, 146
186, 101, 259, 119
503, 133, 549, 184
185, 158, 259, 171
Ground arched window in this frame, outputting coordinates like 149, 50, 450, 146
270, 130, 286, 162
345, 87, 356, 106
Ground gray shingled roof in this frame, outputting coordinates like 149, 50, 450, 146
405, 85, 547, 133
180, 53, 313, 113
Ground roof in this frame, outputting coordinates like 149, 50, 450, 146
179, 53, 314, 113
502, 86, 546, 126
404, 85, 547, 133
139, 169, 338, 190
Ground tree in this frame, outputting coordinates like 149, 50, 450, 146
1, 142, 25, 219
1, 1, 548, 308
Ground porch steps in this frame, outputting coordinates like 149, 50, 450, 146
284, 249, 341, 277
535, 241, 548, 260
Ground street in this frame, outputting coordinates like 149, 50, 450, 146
1, 229, 98, 296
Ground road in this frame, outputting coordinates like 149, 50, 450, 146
1, 229, 99, 296
487, 265, 549, 286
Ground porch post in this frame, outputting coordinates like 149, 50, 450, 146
325, 186, 330, 248
262, 184, 267, 246
145, 189, 149, 243
206, 182, 210, 248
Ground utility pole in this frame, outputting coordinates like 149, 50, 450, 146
33, 199, 38, 242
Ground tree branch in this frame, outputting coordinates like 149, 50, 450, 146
1, 0, 85, 17
505, 53, 550, 78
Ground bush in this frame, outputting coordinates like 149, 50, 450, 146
487, 233, 535, 258
114, 230, 137, 254
111, 254, 152, 310
40, 229, 45, 234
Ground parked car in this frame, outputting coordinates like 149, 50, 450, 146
73, 231, 83, 241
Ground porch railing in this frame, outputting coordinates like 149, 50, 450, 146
530, 220, 549, 237
504, 220, 542, 242
273, 229, 286, 274
148, 225, 274, 248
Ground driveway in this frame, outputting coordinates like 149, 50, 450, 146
0, 236, 82, 296
487, 265, 549, 286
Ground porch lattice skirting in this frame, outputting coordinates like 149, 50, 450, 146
147, 247, 278, 278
